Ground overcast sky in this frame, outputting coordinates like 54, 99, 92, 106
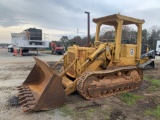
0, 0, 160, 43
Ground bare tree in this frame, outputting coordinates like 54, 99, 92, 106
60, 36, 68, 50
148, 25, 160, 49
121, 26, 137, 44
65, 25, 160, 50
60, 36, 68, 44
100, 27, 115, 41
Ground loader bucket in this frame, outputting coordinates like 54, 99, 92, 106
17, 57, 66, 112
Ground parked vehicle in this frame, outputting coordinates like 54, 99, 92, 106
50, 41, 65, 55
156, 40, 160, 55
140, 44, 155, 69
8, 45, 29, 53
9, 28, 49, 54
7, 45, 14, 52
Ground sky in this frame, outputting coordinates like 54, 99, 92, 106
0, 0, 160, 43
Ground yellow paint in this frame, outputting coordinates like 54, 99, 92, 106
61, 14, 145, 95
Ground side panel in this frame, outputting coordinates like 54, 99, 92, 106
120, 44, 137, 65
109, 44, 138, 67
66, 47, 77, 78
125, 44, 137, 58
66, 46, 96, 78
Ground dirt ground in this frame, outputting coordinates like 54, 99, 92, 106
0, 48, 160, 120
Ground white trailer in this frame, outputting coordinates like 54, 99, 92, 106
156, 40, 160, 55
11, 32, 49, 49
8, 28, 49, 54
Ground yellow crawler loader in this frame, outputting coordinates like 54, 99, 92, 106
17, 14, 145, 112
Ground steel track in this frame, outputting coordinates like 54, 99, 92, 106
77, 66, 143, 100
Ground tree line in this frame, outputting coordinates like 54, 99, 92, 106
60, 25, 160, 50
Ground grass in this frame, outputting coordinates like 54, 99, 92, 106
102, 108, 112, 120
46, 110, 54, 115
59, 104, 96, 120
59, 104, 106, 120
144, 76, 160, 91
85, 108, 95, 120
59, 104, 77, 117
145, 105, 160, 119
117, 92, 143, 106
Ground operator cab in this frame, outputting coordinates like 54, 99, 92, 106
93, 14, 145, 62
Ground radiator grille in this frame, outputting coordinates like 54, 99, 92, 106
67, 52, 75, 77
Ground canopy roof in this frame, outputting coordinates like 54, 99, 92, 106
92, 14, 145, 26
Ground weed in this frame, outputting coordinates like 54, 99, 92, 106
46, 110, 54, 115
117, 92, 143, 106
148, 86, 159, 91
144, 76, 160, 91
145, 105, 160, 119
88, 108, 95, 112
110, 108, 127, 120
59, 104, 77, 117
103, 108, 112, 120
85, 108, 95, 120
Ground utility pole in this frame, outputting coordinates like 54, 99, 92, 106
77, 28, 79, 36
76, 28, 79, 44
84, 11, 90, 45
